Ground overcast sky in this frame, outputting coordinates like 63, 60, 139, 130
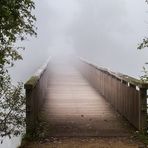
9, 0, 148, 83
69, 0, 148, 78
4, 1, 148, 147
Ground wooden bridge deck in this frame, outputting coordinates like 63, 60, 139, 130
39, 57, 134, 137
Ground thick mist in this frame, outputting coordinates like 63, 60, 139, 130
2, 1, 148, 147
69, 0, 148, 78
10, 0, 148, 83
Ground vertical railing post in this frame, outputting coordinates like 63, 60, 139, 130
24, 58, 50, 135
139, 87, 147, 131
25, 87, 35, 134
78, 58, 148, 131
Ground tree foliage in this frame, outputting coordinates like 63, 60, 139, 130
0, 74, 25, 142
138, 0, 148, 50
140, 66, 148, 81
0, 0, 36, 140
138, 38, 148, 50
0, 0, 36, 75
137, 1, 148, 81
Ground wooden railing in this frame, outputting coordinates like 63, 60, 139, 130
24, 59, 49, 133
78, 58, 148, 131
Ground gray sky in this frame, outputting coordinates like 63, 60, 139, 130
9, 0, 148, 83
4, 1, 148, 147
69, 0, 148, 78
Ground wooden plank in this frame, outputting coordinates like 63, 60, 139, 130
40, 57, 134, 137
79, 59, 147, 130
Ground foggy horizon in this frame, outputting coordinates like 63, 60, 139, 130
2, 0, 148, 148
9, 0, 148, 83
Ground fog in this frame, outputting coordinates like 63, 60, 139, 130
2, 0, 148, 147
10, 0, 148, 82
69, 0, 148, 78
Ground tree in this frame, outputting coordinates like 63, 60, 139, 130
137, 0, 148, 49
0, 0, 36, 141
138, 38, 148, 81
138, 38, 148, 50
137, 1, 148, 81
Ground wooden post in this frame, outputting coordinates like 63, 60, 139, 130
79, 57, 148, 131
139, 87, 147, 131
25, 88, 35, 134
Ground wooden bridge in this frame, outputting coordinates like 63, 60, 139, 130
24, 56, 148, 138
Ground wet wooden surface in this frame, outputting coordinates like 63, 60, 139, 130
40, 57, 134, 137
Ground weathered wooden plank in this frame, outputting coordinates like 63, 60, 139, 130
79, 58, 148, 131
40, 58, 134, 137
24, 58, 50, 134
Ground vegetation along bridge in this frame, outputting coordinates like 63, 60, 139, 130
24, 56, 148, 138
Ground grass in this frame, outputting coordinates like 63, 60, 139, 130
134, 130, 148, 146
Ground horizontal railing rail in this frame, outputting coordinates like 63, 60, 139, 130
24, 58, 50, 134
78, 57, 148, 131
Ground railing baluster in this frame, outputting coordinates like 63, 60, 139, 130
139, 87, 147, 131
24, 59, 50, 134
78, 57, 148, 131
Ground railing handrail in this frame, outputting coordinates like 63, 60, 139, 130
24, 57, 50, 134
79, 57, 148, 88
78, 57, 148, 130
24, 58, 50, 90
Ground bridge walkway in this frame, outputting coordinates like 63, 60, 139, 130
39, 57, 134, 137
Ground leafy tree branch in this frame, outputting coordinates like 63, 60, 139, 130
0, 0, 36, 141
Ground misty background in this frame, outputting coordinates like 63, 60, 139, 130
2, 0, 148, 147
10, 0, 148, 83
